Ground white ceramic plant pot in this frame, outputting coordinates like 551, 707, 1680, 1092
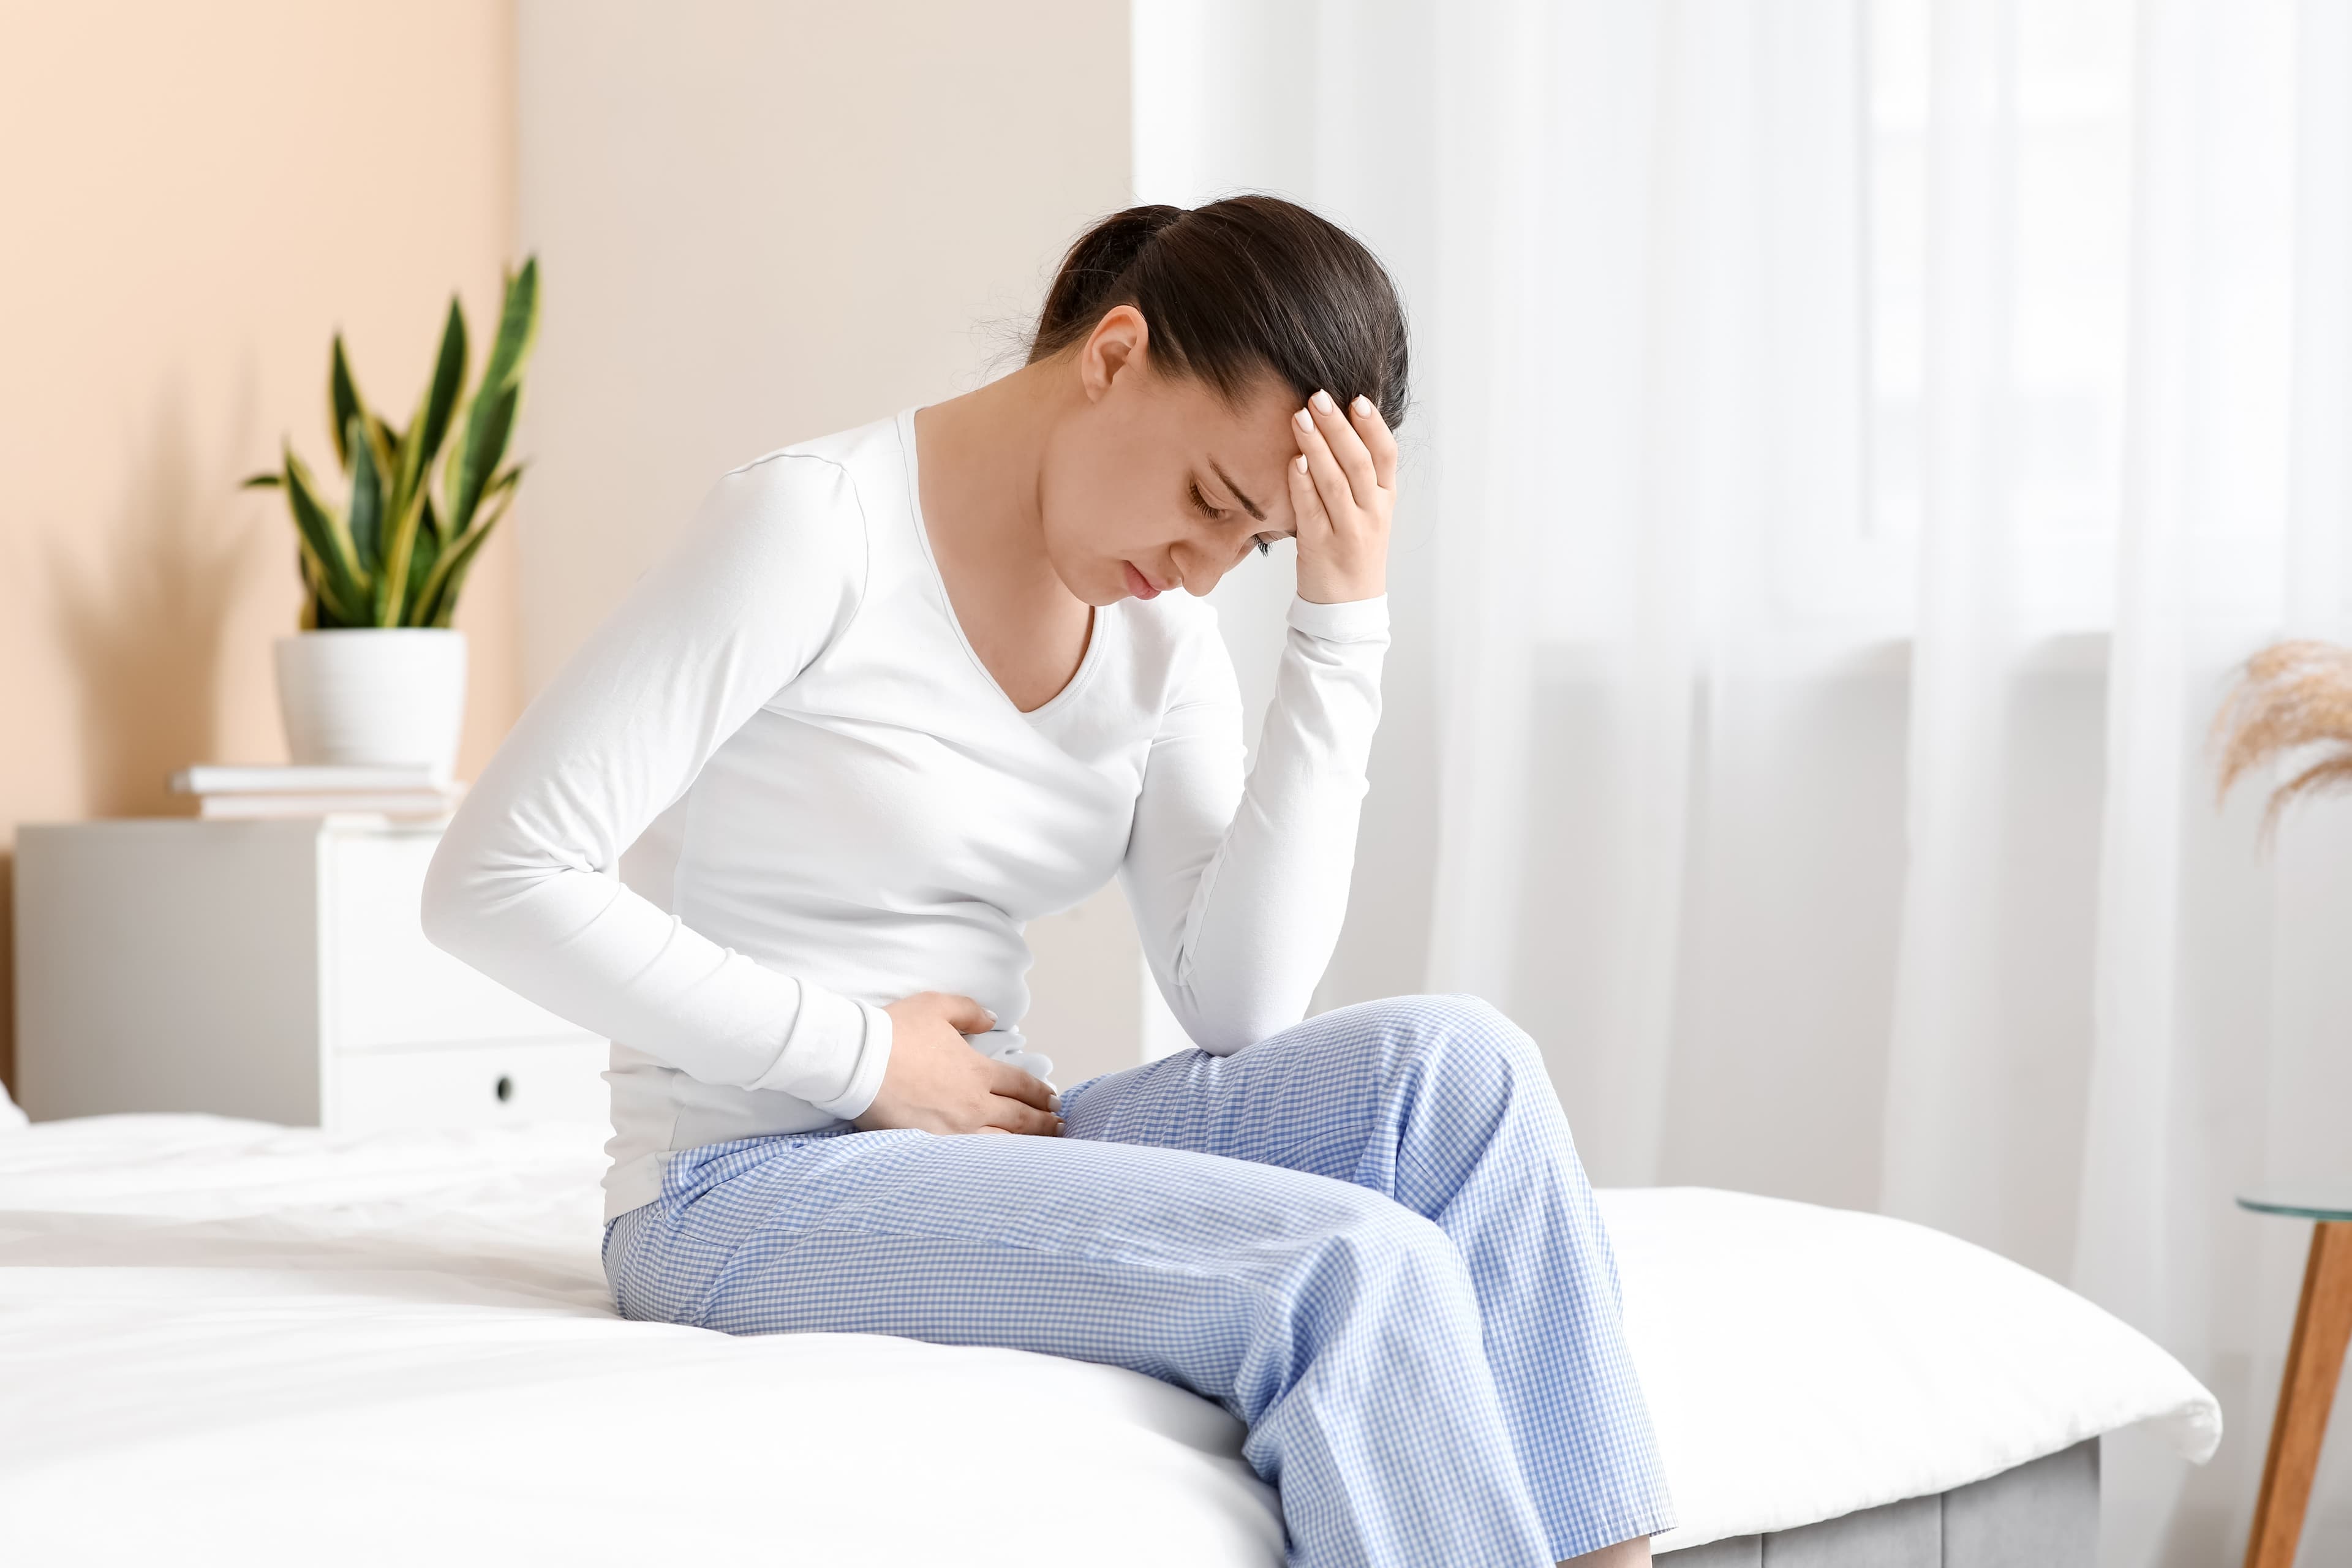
273, 628, 467, 782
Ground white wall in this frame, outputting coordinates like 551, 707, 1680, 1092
514, 0, 1144, 1081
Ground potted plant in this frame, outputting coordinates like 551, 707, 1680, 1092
244, 258, 538, 782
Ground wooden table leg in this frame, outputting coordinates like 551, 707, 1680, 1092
2245, 1220, 2352, 1568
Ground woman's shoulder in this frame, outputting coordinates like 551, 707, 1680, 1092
674, 415, 907, 588
713, 415, 900, 533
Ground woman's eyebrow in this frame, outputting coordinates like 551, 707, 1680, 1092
1209, 457, 1267, 521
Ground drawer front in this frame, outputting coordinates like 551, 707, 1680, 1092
326, 831, 588, 1049
330, 1038, 612, 1136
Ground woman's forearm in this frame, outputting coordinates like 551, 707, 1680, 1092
1125, 594, 1389, 1054
421, 805, 886, 1113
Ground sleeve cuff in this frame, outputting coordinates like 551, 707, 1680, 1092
1287, 593, 1390, 642
747, 982, 894, 1120
816, 1001, 894, 1120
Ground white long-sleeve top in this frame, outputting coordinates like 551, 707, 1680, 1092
421, 409, 1387, 1219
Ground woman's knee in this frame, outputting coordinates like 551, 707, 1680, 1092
1343, 993, 1547, 1088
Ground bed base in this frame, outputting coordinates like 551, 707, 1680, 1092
1660, 1439, 2098, 1567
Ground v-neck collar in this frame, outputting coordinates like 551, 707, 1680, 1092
895, 406, 1107, 725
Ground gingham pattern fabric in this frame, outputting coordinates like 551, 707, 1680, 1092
605, 995, 1675, 1567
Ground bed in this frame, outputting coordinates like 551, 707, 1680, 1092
0, 1112, 2218, 1566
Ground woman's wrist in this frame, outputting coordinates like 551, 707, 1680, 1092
1294, 562, 1386, 605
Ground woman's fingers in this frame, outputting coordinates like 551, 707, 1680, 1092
985, 1096, 1063, 1136
1350, 394, 1399, 492
1306, 389, 1381, 510
1292, 406, 1357, 531
987, 1060, 1056, 1112
1287, 443, 1330, 544
934, 992, 995, 1035
1290, 391, 1393, 605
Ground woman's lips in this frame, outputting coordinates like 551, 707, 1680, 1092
1123, 561, 1163, 600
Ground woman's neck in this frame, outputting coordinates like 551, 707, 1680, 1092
912, 361, 1063, 579
911, 361, 1098, 713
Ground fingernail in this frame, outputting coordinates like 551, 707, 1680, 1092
1295, 454, 1308, 473
1311, 389, 1336, 414
981, 1008, 997, 1025
1294, 407, 1314, 431
1049, 1093, 1062, 1111
1352, 394, 1374, 417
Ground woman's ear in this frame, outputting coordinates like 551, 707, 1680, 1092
1080, 305, 1150, 404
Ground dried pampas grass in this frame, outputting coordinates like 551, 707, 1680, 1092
2212, 639, 2352, 837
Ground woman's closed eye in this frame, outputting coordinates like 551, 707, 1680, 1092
1190, 480, 1279, 556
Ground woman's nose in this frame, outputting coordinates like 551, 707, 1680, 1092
1180, 551, 1231, 597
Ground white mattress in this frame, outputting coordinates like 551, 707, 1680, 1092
0, 1116, 2218, 1562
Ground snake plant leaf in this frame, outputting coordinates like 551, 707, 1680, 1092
416, 484, 512, 627
296, 542, 328, 631
478, 462, 524, 514
413, 297, 469, 475
403, 499, 442, 627
241, 472, 282, 489
365, 413, 399, 485
478, 258, 538, 406
448, 260, 538, 537
329, 335, 363, 472
285, 444, 365, 624
447, 380, 517, 538
294, 543, 320, 617
296, 543, 350, 629
385, 301, 464, 530
375, 485, 429, 627
388, 383, 427, 536
295, 530, 355, 628
347, 417, 385, 578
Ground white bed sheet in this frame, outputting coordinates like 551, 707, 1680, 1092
0, 1116, 1280, 1566
0, 1115, 2218, 1562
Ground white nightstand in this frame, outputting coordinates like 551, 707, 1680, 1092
13, 817, 609, 1134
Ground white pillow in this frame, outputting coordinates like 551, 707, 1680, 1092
1600, 1186, 2220, 1551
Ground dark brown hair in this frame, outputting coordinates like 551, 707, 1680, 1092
1028, 195, 1411, 431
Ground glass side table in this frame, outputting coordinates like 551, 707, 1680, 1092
2236, 1189, 2352, 1568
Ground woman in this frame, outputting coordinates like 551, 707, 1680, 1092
423, 196, 1672, 1567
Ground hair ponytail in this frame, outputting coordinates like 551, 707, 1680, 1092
1032, 205, 1185, 353
1027, 195, 1410, 431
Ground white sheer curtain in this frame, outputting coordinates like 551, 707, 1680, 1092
1135, 0, 2352, 1560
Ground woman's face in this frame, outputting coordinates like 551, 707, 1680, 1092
1037, 307, 1302, 606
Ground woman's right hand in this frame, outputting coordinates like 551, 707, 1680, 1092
855, 991, 1063, 1136
1289, 389, 1397, 605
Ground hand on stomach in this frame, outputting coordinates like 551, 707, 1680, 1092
856, 991, 1064, 1136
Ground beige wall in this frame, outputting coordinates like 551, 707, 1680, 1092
0, 1, 526, 1091
515, 0, 1144, 1079
513, 0, 1134, 679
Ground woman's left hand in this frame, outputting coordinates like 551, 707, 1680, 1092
1289, 390, 1396, 605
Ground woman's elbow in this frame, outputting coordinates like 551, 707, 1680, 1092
417, 831, 490, 961
1170, 989, 1300, 1059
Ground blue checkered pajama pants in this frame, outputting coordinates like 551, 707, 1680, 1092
603, 994, 1675, 1566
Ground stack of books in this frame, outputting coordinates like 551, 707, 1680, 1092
167, 764, 466, 821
